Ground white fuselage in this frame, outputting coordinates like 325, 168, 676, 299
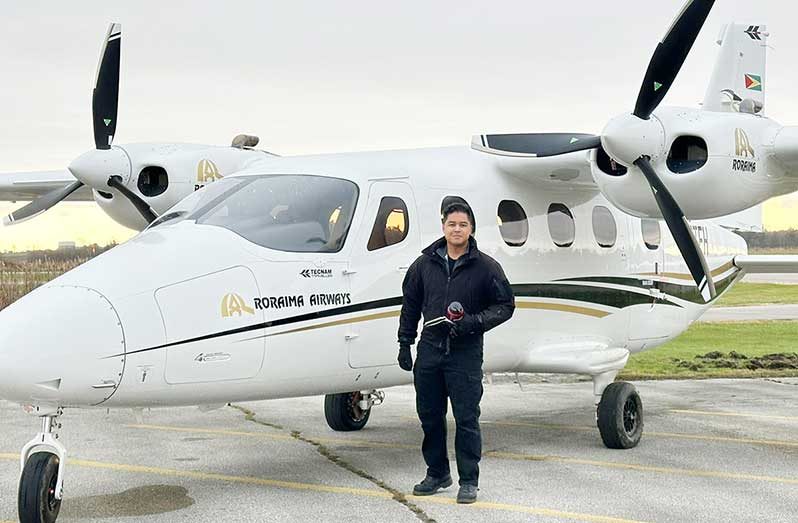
0, 146, 748, 410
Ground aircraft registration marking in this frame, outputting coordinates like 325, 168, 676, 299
0, 453, 644, 523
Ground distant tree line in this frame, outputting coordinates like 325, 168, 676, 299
737, 230, 798, 250
0, 242, 116, 265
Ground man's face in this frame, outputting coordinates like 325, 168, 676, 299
442, 211, 473, 248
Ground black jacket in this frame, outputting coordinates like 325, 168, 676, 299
398, 236, 515, 350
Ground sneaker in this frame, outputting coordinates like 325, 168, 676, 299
457, 484, 478, 504
412, 474, 453, 496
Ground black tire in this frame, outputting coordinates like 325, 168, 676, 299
324, 391, 371, 431
597, 381, 643, 449
18, 452, 61, 523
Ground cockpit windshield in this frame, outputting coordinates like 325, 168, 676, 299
175, 175, 359, 253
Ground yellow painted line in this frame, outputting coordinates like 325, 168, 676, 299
126, 424, 416, 449
410, 496, 646, 523
0, 452, 388, 498
127, 424, 295, 442
516, 301, 610, 318
484, 451, 798, 485
483, 420, 798, 448
126, 423, 797, 484
670, 409, 798, 422
0, 453, 644, 523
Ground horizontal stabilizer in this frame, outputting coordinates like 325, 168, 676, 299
733, 255, 798, 273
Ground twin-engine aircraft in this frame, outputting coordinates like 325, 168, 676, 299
4, 2, 798, 522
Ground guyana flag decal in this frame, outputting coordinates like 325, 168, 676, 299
744, 73, 762, 92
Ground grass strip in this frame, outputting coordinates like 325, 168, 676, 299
715, 282, 798, 307
620, 320, 798, 380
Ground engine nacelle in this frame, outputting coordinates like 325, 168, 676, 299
93, 144, 266, 231
592, 107, 796, 220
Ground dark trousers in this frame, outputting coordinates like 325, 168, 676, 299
413, 340, 483, 486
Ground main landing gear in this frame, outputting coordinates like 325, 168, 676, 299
18, 409, 67, 523
324, 389, 384, 431
592, 372, 643, 449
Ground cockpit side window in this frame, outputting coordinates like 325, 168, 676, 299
367, 197, 409, 251
192, 175, 359, 253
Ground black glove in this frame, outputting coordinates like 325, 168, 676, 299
449, 313, 483, 338
398, 344, 413, 371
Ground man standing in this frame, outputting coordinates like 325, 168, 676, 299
397, 202, 515, 504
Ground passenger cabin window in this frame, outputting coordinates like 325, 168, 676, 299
441, 195, 476, 232
547, 203, 575, 248
641, 219, 661, 250
592, 206, 617, 248
497, 200, 528, 247
367, 197, 409, 251
192, 175, 359, 253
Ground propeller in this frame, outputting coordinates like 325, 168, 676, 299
93, 23, 121, 150
474, 0, 716, 301
5, 23, 157, 226
3, 181, 85, 226
107, 176, 157, 224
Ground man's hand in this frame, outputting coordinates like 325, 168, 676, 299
398, 344, 413, 371
449, 313, 483, 338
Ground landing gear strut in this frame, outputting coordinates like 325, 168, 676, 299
324, 389, 384, 431
19, 410, 66, 523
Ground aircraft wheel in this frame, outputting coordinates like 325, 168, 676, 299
18, 452, 61, 523
597, 381, 643, 449
324, 391, 371, 431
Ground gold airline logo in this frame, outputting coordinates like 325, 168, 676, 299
734, 128, 755, 158
195, 159, 223, 190
221, 293, 254, 318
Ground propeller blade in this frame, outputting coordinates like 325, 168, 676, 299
92, 23, 122, 150
634, 157, 715, 301
472, 133, 601, 158
3, 180, 84, 226
107, 175, 158, 224
633, 0, 714, 119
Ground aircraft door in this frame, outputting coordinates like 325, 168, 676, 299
156, 266, 266, 384
346, 181, 420, 368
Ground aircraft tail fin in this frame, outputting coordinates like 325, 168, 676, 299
702, 24, 768, 114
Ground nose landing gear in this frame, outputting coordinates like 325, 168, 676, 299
18, 409, 66, 523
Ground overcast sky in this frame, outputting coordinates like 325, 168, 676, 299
2, 0, 798, 250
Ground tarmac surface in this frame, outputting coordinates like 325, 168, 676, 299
699, 304, 798, 322
1, 377, 797, 523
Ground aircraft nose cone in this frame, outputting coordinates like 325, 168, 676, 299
68, 146, 131, 189
0, 285, 126, 406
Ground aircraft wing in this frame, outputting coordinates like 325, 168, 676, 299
733, 255, 798, 273
0, 170, 93, 202
471, 134, 597, 188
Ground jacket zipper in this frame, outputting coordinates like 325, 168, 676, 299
440, 261, 451, 349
